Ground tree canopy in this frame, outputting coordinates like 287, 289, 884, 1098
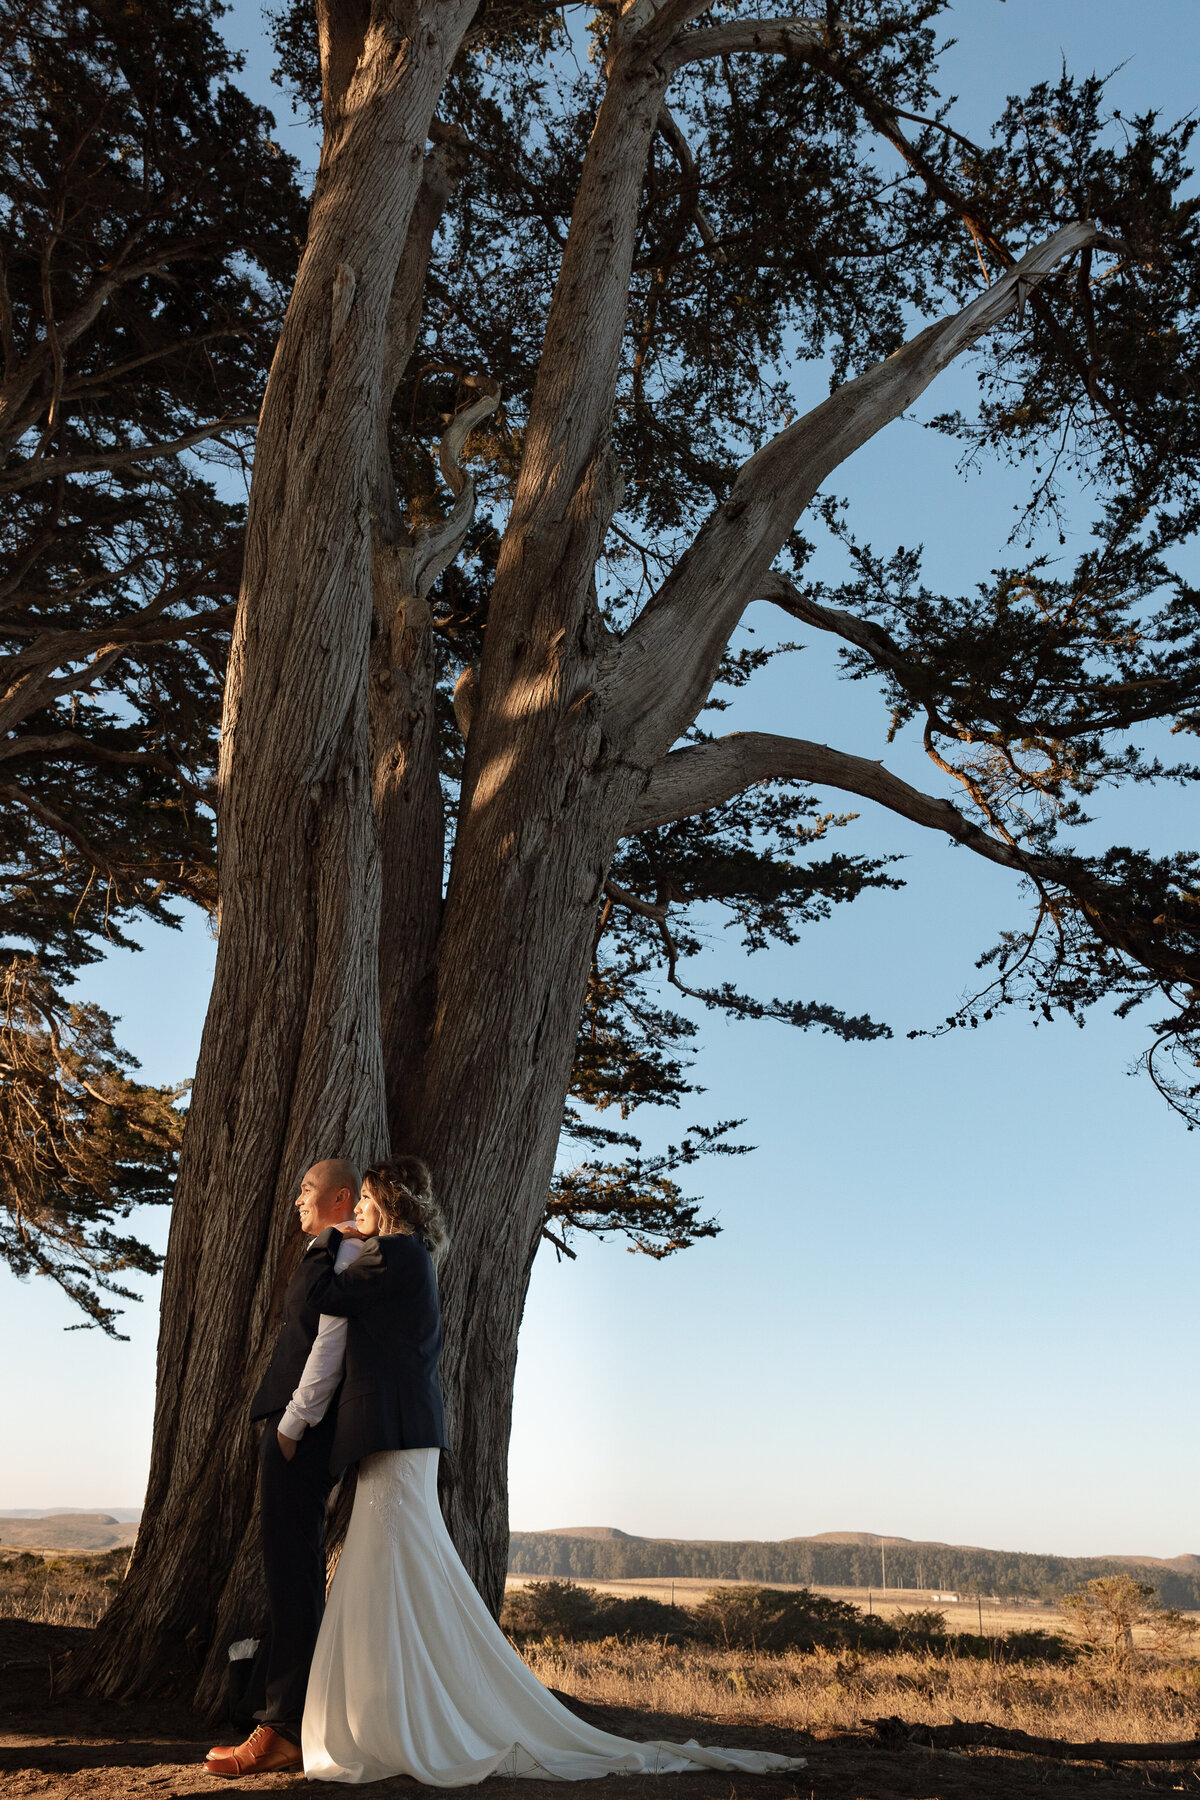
8, 0, 1200, 1331
0, 0, 306, 1323
270, 0, 1200, 1162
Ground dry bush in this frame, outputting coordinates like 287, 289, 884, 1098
502, 1578, 692, 1643
522, 1635, 1200, 1744
0, 1549, 127, 1627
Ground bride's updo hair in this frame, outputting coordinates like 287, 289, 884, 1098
361, 1156, 449, 1267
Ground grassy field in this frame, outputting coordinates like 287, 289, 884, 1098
7, 1553, 1200, 1753
521, 1631, 1200, 1744
0, 1547, 127, 1628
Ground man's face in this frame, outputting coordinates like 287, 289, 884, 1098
294, 1164, 352, 1235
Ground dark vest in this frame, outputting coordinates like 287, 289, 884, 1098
250, 1243, 330, 1421
303, 1228, 448, 1475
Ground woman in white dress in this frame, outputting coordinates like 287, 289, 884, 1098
300, 1161, 806, 1787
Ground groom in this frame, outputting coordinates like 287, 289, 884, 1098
205, 1158, 362, 1778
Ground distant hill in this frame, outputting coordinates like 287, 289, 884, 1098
508, 1529, 1200, 1609
0, 1507, 142, 1522
0, 1513, 139, 1551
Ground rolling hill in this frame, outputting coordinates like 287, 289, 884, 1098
0, 1513, 139, 1551
508, 1528, 1200, 1608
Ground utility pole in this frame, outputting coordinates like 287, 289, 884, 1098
881, 1543, 887, 1590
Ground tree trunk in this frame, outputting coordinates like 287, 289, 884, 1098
64, 0, 480, 1711
417, 634, 648, 1605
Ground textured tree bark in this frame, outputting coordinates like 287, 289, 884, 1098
65, 0, 480, 1710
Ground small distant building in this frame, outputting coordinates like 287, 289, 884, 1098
930, 1592, 959, 1602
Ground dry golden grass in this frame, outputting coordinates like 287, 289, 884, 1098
0, 1548, 127, 1628
522, 1634, 1200, 1745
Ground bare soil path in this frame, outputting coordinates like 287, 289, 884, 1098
3, 1621, 1197, 1800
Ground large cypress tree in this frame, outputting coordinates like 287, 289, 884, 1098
48, 0, 1199, 1708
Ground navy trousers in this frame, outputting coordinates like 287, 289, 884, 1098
256, 1410, 336, 1743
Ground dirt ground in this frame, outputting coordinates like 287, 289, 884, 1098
4, 1621, 1200, 1800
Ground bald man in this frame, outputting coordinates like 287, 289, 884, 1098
215, 1160, 362, 1775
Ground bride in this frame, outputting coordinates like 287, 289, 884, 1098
298, 1159, 806, 1787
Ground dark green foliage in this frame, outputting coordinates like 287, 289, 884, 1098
593, 1592, 695, 1642
0, 960, 184, 1334
501, 1577, 605, 1640
989, 1628, 1078, 1666
0, 0, 306, 1320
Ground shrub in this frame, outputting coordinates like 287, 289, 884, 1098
890, 1609, 949, 1645
502, 1579, 600, 1640
593, 1594, 692, 1642
690, 1585, 862, 1653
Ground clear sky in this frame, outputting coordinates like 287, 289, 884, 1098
3, 1, 1197, 1560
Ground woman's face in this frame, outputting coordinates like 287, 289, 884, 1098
355, 1186, 383, 1236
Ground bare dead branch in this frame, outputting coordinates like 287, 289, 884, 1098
868, 1716, 1200, 1764
658, 106, 724, 259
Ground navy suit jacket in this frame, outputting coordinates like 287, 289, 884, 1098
305, 1226, 448, 1476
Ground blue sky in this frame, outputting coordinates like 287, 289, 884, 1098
3, 1, 1197, 1560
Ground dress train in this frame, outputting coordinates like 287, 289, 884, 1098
302, 1449, 806, 1786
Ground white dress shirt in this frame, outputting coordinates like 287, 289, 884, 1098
277, 1233, 363, 1442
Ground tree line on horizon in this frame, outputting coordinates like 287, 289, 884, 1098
507, 1531, 1200, 1610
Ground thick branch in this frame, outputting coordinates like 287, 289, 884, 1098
0, 730, 212, 803
606, 221, 1110, 764
317, 0, 372, 137
382, 133, 471, 411
626, 730, 1026, 876
487, 39, 668, 602
1, 418, 256, 491
626, 731, 1200, 988
663, 16, 824, 70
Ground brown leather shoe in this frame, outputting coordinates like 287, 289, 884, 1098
204, 1723, 303, 1776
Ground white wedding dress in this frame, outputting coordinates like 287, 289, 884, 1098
302, 1449, 806, 1786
